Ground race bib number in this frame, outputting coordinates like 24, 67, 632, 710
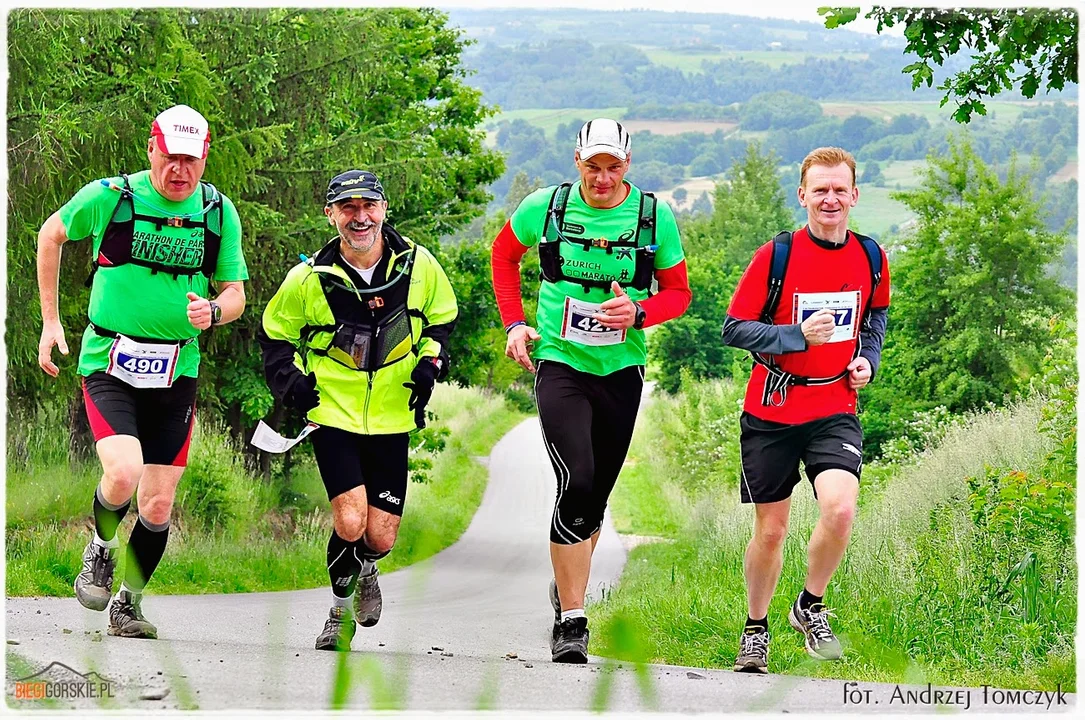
560, 298, 627, 346
106, 335, 180, 388
793, 291, 862, 344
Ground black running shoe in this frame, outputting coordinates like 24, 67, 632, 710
548, 579, 561, 624
551, 616, 589, 664
354, 568, 382, 628
315, 606, 356, 651
107, 590, 157, 639
788, 597, 842, 660
733, 625, 770, 673
75, 542, 116, 611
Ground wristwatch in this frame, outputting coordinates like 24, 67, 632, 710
209, 301, 222, 326
632, 302, 647, 330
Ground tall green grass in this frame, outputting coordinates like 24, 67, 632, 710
5, 384, 525, 596
596, 380, 1075, 691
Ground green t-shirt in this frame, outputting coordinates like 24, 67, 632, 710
510, 181, 685, 376
59, 170, 248, 379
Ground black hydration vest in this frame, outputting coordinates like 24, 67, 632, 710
302, 232, 426, 373
753, 230, 884, 406
85, 174, 222, 288
538, 182, 658, 294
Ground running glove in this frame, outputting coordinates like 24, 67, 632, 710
284, 371, 320, 412
403, 358, 440, 429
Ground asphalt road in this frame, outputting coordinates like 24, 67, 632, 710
5, 416, 1075, 713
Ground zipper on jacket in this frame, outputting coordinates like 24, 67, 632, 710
363, 371, 374, 434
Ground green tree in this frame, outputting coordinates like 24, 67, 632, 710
821, 8, 1078, 122
860, 137, 1073, 452
651, 143, 795, 393
861, 160, 885, 186
7, 8, 504, 460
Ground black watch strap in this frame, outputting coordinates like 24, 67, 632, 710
210, 301, 222, 325
633, 302, 646, 330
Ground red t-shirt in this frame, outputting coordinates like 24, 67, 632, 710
727, 227, 891, 424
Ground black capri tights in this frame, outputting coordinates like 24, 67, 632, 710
533, 359, 643, 544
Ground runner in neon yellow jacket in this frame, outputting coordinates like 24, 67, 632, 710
258, 170, 457, 652
260, 227, 457, 434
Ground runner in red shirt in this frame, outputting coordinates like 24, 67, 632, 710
722, 147, 891, 673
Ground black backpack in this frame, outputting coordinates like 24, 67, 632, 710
537, 182, 658, 293
752, 230, 884, 406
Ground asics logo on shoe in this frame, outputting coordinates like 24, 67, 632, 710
841, 442, 861, 458
378, 490, 401, 506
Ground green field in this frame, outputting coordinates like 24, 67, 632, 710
641, 47, 869, 73
487, 107, 626, 136
849, 184, 914, 237
878, 159, 926, 188
821, 100, 1073, 126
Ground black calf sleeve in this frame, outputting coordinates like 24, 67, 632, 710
124, 515, 169, 592
359, 539, 391, 563
93, 485, 131, 542
327, 530, 363, 598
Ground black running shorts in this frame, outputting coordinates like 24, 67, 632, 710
533, 359, 644, 544
310, 426, 409, 515
739, 412, 863, 504
81, 372, 197, 467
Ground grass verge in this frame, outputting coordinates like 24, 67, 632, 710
597, 387, 1075, 691
5, 383, 525, 596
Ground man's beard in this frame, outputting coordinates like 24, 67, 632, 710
343, 220, 381, 253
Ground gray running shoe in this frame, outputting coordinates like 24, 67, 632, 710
315, 605, 356, 651
733, 625, 770, 673
107, 590, 157, 639
74, 542, 116, 611
353, 569, 382, 628
549, 579, 561, 624
551, 616, 589, 664
788, 598, 842, 660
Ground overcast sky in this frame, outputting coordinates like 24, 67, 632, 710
434, 0, 893, 35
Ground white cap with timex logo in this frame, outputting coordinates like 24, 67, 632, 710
150, 104, 211, 159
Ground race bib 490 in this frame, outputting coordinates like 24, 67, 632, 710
793, 291, 862, 344
560, 297, 627, 346
106, 335, 180, 388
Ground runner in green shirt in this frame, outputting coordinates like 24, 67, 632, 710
36, 104, 249, 639
491, 119, 693, 663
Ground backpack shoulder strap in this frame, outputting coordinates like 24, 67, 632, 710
199, 182, 224, 278
637, 190, 657, 246
543, 182, 573, 242
759, 231, 793, 324
853, 232, 883, 290
853, 231, 884, 330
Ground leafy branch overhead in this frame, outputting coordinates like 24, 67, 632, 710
819, 7, 1078, 122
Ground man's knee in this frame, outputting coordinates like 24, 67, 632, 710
753, 517, 789, 550
137, 493, 174, 526
101, 459, 142, 495
551, 495, 602, 545
362, 533, 395, 557
333, 509, 366, 542
820, 501, 856, 536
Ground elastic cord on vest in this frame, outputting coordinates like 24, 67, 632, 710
310, 235, 414, 295
100, 180, 219, 220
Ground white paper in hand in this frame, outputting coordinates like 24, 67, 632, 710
250, 420, 319, 453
